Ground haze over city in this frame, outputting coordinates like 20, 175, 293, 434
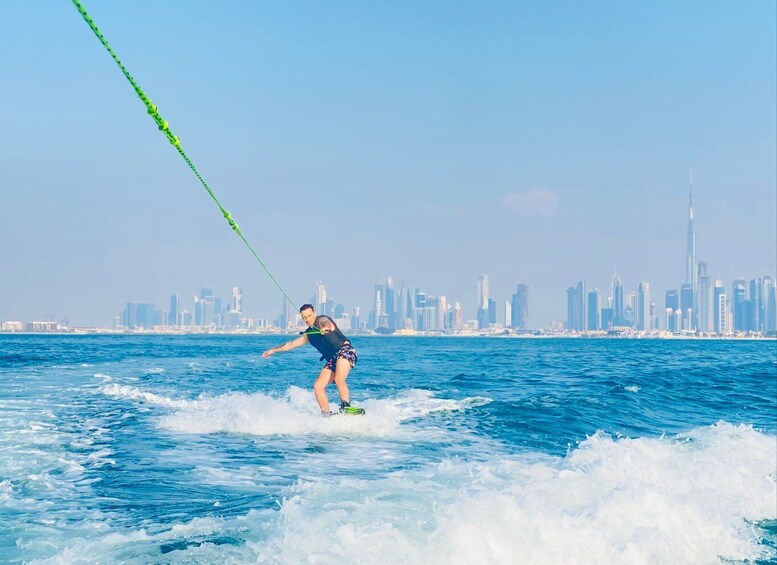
1, 1, 774, 328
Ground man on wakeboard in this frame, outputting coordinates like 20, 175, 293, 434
262, 304, 364, 416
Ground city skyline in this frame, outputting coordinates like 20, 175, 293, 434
1, 2, 775, 327
4, 167, 774, 330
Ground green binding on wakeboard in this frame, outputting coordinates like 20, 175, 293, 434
341, 406, 366, 416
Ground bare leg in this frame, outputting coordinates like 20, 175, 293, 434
333, 357, 353, 404
313, 367, 335, 413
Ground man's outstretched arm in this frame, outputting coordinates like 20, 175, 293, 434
262, 334, 308, 358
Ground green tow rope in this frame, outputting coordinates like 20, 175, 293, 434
71, 0, 308, 323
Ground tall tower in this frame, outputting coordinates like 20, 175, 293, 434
587, 289, 601, 331
637, 282, 650, 331
686, 171, 697, 312
612, 271, 624, 324
315, 281, 327, 314
697, 263, 711, 332
477, 275, 489, 310
477, 275, 490, 329
168, 292, 179, 326
511, 283, 529, 329
231, 286, 243, 314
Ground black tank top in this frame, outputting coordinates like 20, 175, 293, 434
303, 315, 350, 361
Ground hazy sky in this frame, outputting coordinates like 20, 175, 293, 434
1, 1, 775, 327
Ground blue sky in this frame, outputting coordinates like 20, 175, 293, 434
1, 1, 775, 327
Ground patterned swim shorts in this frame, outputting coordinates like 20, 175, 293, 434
323, 344, 358, 372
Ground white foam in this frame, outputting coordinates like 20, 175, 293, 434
26, 515, 251, 565
99, 384, 193, 409
15, 421, 775, 564
625, 385, 640, 392
257, 422, 776, 564
157, 387, 490, 437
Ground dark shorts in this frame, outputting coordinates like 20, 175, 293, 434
323, 344, 358, 372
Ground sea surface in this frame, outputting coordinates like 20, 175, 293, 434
0, 335, 775, 564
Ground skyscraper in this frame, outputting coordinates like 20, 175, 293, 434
566, 282, 586, 331
636, 282, 650, 331
749, 278, 762, 331
437, 295, 448, 330
576, 281, 586, 330
732, 279, 747, 331
566, 287, 577, 330
316, 281, 327, 315
477, 275, 489, 310
202, 296, 215, 327
231, 287, 243, 314
612, 273, 624, 325
764, 277, 776, 333
123, 302, 159, 329
587, 289, 601, 330
477, 275, 489, 329
194, 296, 202, 326
385, 276, 396, 330
665, 290, 679, 332
716, 291, 728, 334
415, 290, 426, 330
713, 280, 726, 334
680, 283, 694, 330
168, 292, 179, 326
511, 283, 529, 329
398, 286, 409, 328
685, 172, 697, 322
279, 293, 290, 331
697, 263, 711, 332
371, 282, 385, 329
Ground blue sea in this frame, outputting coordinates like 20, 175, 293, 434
0, 335, 775, 564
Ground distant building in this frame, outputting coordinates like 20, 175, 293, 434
279, 295, 290, 330
453, 302, 463, 329
415, 290, 426, 329
232, 287, 243, 314
385, 277, 396, 330
685, 174, 697, 324
477, 275, 490, 330
566, 282, 586, 331
713, 280, 726, 334
698, 263, 711, 332
749, 278, 762, 331
636, 282, 650, 331
716, 291, 728, 334
680, 283, 694, 330
665, 290, 679, 332
437, 295, 448, 330
765, 277, 776, 332
316, 281, 327, 314
612, 274, 624, 325
600, 307, 614, 330
168, 292, 179, 326
122, 301, 159, 329
732, 279, 747, 331
511, 283, 529, 329
477, 275, 489, 310
587, 289, 601, 330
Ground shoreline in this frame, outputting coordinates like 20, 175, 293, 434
0, 330, 774, 341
